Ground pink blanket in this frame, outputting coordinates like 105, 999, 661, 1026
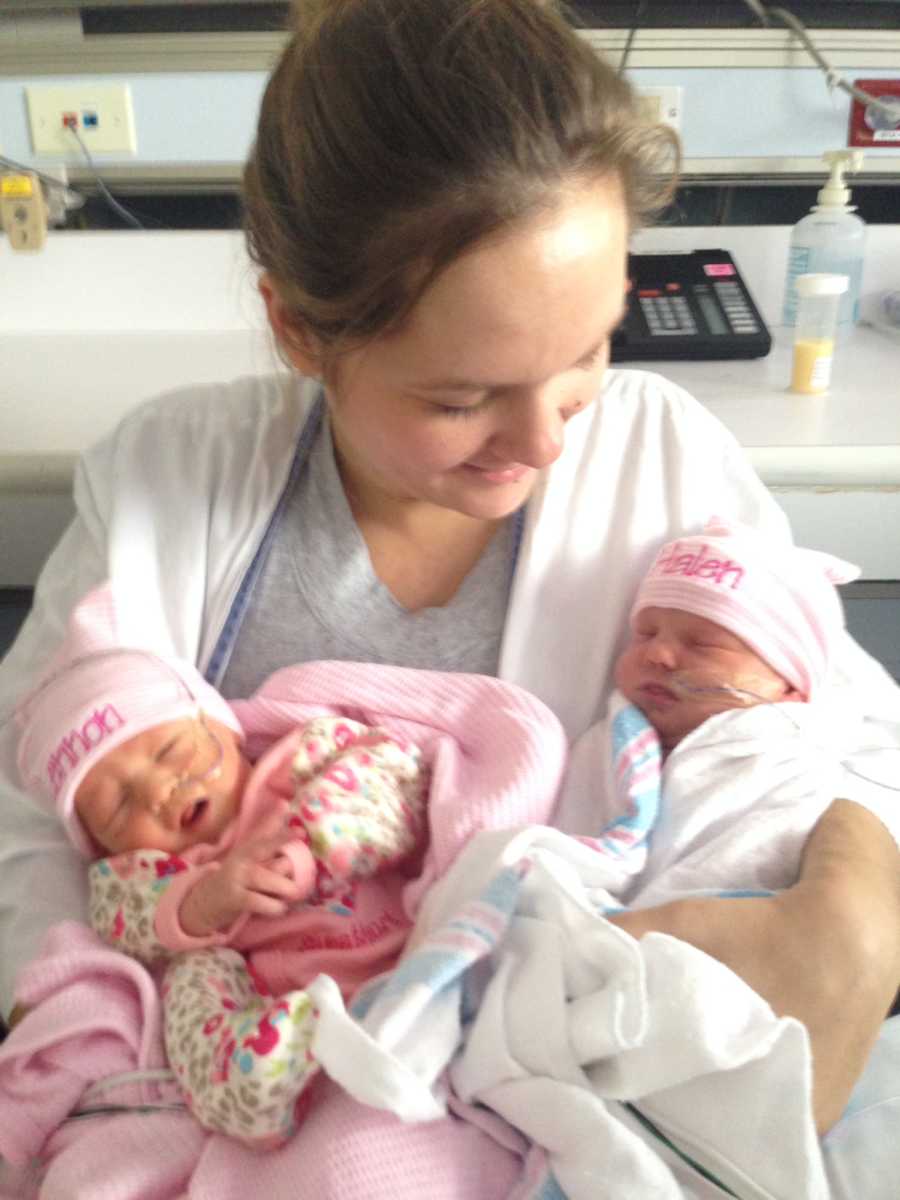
0, 662, 567, 1199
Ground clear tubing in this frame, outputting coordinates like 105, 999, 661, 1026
666, 669, 784, 708
658, 670, 900, 793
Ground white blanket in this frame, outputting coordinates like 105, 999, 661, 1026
307, 826, 829, 1200
558, 692, 864, 910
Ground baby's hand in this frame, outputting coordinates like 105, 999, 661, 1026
180, 810, 313, 937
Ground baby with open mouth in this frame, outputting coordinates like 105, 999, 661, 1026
15, 584, 428, 1150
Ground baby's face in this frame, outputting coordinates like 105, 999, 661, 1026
615, 606, 799, 752
74, 716, 249, 855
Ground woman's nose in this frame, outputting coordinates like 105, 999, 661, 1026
493, 390, 565, 469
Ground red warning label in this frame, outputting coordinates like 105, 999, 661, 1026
848, 80, 900, 147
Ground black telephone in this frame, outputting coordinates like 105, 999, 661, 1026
610, 249, 772, 362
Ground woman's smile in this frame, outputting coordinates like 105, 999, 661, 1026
461, 461, 533, 485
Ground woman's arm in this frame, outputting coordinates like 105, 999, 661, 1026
609, 798, 900, 1133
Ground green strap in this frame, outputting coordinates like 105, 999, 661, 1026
623, 1102, 743, 1198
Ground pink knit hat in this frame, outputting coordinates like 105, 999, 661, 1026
630, 518, 860, 700
15, 584, 242, 856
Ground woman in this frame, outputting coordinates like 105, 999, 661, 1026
1, 1, 898, 1193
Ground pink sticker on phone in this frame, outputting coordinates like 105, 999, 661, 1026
703, 263, 736, 277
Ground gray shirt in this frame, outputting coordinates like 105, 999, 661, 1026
219, 414, 516, 699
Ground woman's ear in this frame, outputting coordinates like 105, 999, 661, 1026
259, 274, 323, 377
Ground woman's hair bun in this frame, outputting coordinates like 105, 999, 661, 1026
290, 0, 558, 36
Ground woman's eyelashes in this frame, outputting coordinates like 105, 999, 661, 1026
432, 399, 485, 419
426, 342, 607, 418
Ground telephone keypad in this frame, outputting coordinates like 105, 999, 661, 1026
711, 281, 760, 334
638, 288, 698, 336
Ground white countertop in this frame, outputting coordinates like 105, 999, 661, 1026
659, 324, 900, 487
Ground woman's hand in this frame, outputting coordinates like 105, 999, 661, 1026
607, 800, 900, 1134
180, 813, 311, 938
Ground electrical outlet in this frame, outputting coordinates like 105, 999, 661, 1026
25, 83, 137, 156
635, 86, 683, 133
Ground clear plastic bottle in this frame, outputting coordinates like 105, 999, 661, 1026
782, 150, 866, 339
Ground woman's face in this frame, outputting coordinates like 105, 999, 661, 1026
273, 177, 629, 523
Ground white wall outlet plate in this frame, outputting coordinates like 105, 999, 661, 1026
635, 86, 683, 133
25, 83, 137, 156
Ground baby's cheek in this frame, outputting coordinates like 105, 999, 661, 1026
612, 650, 635, 695
75, 797, 112, 849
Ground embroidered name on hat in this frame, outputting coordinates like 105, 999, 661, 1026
654, 542, 745, 589
47, 703, 125, 795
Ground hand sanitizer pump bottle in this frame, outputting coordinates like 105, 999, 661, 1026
782, 149, 866, 339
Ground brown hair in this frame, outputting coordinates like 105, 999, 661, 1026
243, 0, 679, 356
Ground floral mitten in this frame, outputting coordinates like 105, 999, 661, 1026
290, 716, 427, 894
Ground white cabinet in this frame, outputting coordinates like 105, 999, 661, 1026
772, 487, 900, 580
